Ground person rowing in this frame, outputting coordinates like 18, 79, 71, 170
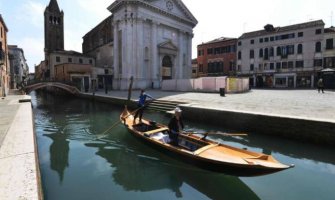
133, 89, 154, 124
168, 107, 184, 146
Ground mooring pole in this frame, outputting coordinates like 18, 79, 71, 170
127, 76, 134, 106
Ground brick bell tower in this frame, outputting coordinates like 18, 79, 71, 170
44, 0, 64, 55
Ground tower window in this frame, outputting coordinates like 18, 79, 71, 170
49, 16, 53, 23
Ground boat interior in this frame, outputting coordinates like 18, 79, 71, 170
132, 122, 209, 152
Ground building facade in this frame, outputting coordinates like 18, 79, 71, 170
84, 0, 197, 90
197, 37, 237, 77
8, 45, 29, 89
0, 14, 9, 97
237, 20, 335, 88
83, 15, 114, 91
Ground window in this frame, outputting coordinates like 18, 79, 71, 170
79, 58, 83, 64
324, 57, 335, 67
297, 44, 303, 54
250, 64, 254, 71
314, 59, 322, 67
265, 38, 269, 42
276, 62, 281, 70
238, 41, 242, 46
315, 29, 322, 34
259, 49, 263, 57
259, 38, 263, 43
287, 45, 294, 55
264, 48, 269, 60
207, 48, 213, 54
326, 39, 333, 50
282, 62, 288, 69
199, 64, 203, 72
238, 51, 241, 60
296, 61, 304, 68
288, 61, 294, 69
276, 47, 281, 56
298, 32, 304, 37
315, 42, 321, 52
270, 63, 274, 70
89, 59, 93, 64
270, 47, 274, 57
68, 57, 72, 63
250, 50, 254, 59
250, 40, 254, 44
270, 37, 274, 41
56, 56, 60, 62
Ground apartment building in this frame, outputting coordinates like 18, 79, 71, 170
197, 37, 237, 77
237, 20, 335, 88
0, 14, 9, 96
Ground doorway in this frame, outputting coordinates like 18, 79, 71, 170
162, 55, 172, 80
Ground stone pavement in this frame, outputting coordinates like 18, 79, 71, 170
90, 89, 335, 123
0, 95, 41, 200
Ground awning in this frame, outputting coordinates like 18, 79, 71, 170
321, 68, 335, 72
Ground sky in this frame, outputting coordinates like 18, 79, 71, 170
0, 0, 334, 72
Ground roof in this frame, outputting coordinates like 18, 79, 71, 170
239, 20, 325, 39
0, 14, 8, 32
46, 0, 61, 13
83, 15, 113, 38
51, 50, 92, 57
198, 37, 237, 46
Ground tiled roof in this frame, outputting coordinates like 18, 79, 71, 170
199, 37, 237, 46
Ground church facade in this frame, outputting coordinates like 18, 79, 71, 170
84, 0, 197, 90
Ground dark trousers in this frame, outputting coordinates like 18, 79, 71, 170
169, 130, 179, 146
134, 105, 144, 121
318, 87, 324, 93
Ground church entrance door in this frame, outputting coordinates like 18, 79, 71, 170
162, 55, 173, 80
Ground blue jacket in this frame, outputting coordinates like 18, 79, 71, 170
138, 93, 153, 106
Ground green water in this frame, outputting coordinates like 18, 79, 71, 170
32, 91, 335, 200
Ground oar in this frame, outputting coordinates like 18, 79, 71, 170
185, 131, 248, 139
97, 100, 154, 139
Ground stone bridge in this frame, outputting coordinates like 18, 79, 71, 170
23, 82, 81, 94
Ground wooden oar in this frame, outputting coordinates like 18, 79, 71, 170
185, 131, 248, 138
97, 100, 155, 139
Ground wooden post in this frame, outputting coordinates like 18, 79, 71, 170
127, 76, 134, 106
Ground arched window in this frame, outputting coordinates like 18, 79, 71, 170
315, 42, 321, 52
49, 16, 53, 23
298, 44, 303, 54
264, 48, 269, 60
259, 49, 263, 58
250, 50, 254, 59
276, 47, 281, 56
270, 47, 274, 57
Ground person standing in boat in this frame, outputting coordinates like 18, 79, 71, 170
133, 89, 154, 123
168, 107, 184, 146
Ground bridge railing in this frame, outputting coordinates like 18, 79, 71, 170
26, 80, 78, 88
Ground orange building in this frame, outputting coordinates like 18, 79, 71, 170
0, 14, 9, 96
197, 37, 237, 77
55, 63, 92, 92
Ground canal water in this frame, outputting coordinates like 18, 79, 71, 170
32, 91, 335, 200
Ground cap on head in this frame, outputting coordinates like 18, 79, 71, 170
174, 107, 182, 113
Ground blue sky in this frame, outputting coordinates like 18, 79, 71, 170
0, 0, 334, 72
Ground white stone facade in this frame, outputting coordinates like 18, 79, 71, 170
108, 0, 197, 90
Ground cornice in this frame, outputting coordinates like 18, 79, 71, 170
108, 0, 197, 27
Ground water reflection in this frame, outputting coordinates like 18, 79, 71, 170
85, 134, 260, 200
44, 133, 70, 183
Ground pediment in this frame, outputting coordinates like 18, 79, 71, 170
108, 0, 198, 27
144, 0, 198, 26
158, 41, 178, 51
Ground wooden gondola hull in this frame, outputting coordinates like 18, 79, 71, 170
120, 107, 292, 177
126, 128, 288, 177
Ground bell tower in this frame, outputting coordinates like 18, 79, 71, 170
44, 0, 64, 54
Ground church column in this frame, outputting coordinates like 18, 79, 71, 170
177, 31, 184, 79
151, 22, 158, 82
186, 32, 193, 79
113, 20, 119, 89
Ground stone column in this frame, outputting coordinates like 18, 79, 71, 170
177, 31, 184, 79
151, 22, 158, 82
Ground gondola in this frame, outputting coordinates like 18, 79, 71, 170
120, 107, 293, 177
